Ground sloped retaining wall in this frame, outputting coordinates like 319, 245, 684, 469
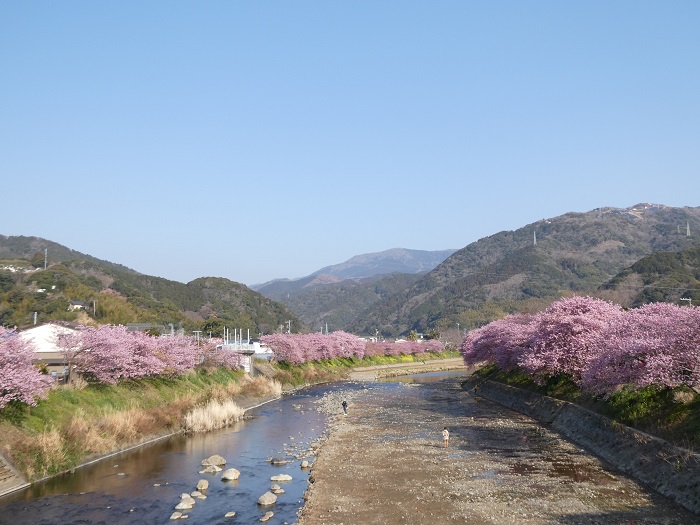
463, 378, 700, 516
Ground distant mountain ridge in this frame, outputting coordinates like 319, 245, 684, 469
346, 203, 700, 336
0, 235, 302, 334
308, 248, 458, 280
253, 248, 456, 295
251, 248, 457, 331
5, 204, 699, 339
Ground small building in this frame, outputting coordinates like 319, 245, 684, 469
68, 301, 87, 311
19, 323, 78, 381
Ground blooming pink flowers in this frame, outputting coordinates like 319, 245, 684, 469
0, 327, 52, 408
260, 331, 367, 364
460, 296, 700, 395
261, 331, 444, 365
1, 325, 244, 408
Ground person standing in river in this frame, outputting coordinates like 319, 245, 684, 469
442, 427, 449, 448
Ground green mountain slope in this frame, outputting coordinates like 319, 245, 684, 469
0, 236, 303, 335
348, 204, 700, 336
277, 273, 424, 333
600, 245, 700, 308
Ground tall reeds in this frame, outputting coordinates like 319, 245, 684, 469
182, 376, 283, 433
182, 400, 245, 433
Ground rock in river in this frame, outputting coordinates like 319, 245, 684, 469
257, 491, 278, 506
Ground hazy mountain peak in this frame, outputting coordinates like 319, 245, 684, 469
309, 248, 458, 280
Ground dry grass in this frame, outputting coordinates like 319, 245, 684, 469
62, 409, 110, 454
239, 375, 282, 397
208, 380, 243, 402
182, 400, 245, 433
35, 428, 66, 470
0, 371, 286, 480
182, 376, 282, 433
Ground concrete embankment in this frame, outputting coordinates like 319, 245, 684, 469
0, 456, 28, 498
463, 377, 700, 516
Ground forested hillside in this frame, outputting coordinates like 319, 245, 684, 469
4, 205, 700, 339
347, 205, 700, 337
600, 245, 700, 308
0, 236, 303, 335
253, 248, 454, 332
273, 273, 424, 333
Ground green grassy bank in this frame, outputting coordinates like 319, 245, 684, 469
474, 364, 700, 451
0, 368, 271, 480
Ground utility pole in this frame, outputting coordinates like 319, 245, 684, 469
44, 248, 47, 269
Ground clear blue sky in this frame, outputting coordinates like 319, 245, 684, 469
2, 2, 698, 286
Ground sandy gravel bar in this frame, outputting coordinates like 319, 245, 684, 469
299, 377, 698, 525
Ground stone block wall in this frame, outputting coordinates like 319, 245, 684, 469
465, 378, 700, 515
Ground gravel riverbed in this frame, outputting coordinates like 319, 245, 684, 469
298, 377, 699, 525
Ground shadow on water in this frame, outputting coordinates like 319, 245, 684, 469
0, 382, 363, 525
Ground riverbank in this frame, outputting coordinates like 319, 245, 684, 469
0, 355, 464, 498
299, 376, 700, 525
0, 388, 286, 499
348, 357, 465, 380
0, 372, 283, 496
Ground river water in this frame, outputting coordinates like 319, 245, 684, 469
0, 381, 368, 525
2, 371, 696, 524
1, 374, 455, 525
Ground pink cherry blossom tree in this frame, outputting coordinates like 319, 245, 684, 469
518, 296, 624, 383
200, 341, 244, 369
460, 313, 536, 371
584, 302, 700, 394
261, 333, 304, 364
261, 332, 367, 364
0, 328, 52, 408
57, 325, 202, 384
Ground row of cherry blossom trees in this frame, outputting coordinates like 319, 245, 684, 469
260, 331, 367, 364
261, 331, 445, 365
56, 325, 203, 384
460, 296, 700, 395
0, 325, 243, 409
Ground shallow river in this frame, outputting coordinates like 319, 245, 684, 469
1, 371, 696, 524
0, 381, 364, 525
0, 374, 453, 525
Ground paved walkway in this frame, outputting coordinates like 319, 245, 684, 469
349, 357, 466, 380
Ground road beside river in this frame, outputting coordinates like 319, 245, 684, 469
299, 376, 698, 525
